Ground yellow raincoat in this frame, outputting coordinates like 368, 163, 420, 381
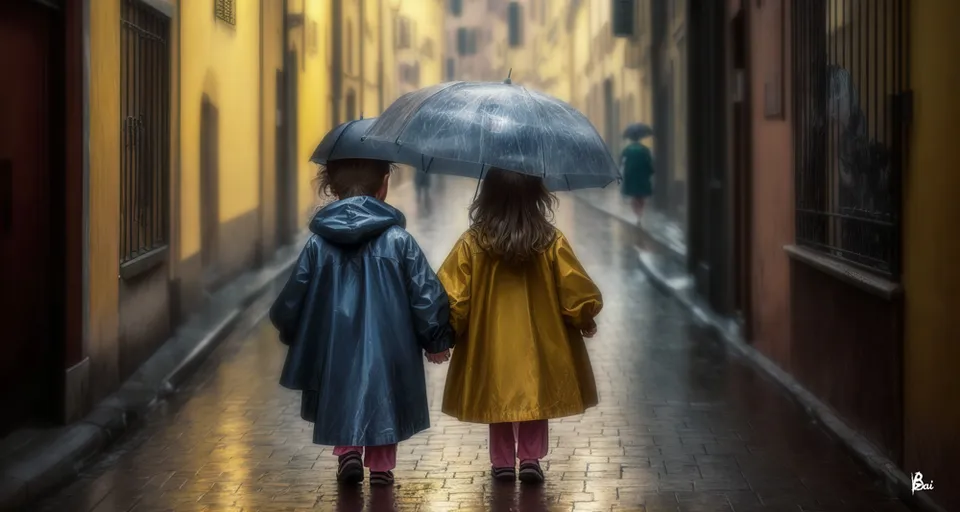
437, 228, 603, 424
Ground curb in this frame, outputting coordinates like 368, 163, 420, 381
572, 193, 947, 512
0, 241, 303, 512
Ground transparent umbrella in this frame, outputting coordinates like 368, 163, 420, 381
362, 80, 620, 191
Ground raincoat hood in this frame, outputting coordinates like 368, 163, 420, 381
309, 196, 406, 245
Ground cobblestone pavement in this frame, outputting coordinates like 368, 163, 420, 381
34, 177, 910, 511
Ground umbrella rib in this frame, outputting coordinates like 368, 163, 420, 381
392, 81, 469, 145
312, 119, 357, 164
521, 87, 550, 178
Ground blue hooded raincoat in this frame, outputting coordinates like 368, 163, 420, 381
269, 196, 454, 447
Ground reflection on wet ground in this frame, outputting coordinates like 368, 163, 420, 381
36, 176, 909, 511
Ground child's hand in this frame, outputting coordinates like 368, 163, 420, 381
426, 349, 451, 364
581, 322, 598, 338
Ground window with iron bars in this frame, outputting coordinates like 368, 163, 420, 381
215, 0, 236, 26
120, 0, 171, 268
791, 0, 911, 278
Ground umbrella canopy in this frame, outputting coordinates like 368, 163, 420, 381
362, 81, 620, 191
309, 117, 408, 165
623, 123, 653, 140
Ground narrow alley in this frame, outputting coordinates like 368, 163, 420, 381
30, 176, 909, 512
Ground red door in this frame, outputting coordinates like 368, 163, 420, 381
0, 2, 56, 435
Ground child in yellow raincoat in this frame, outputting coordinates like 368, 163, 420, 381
437, 168, 603, 484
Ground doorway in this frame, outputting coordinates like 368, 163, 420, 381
730, 10, 753, 338
0, 1, 60, 435
603, 79, 615, 151
200, 95, 220, 282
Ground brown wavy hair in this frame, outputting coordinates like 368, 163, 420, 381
314, 158, 395, 199
469, 168, 558, 263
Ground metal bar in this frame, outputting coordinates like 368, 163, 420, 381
147, 10, 155, 251
120, 0, 126, 262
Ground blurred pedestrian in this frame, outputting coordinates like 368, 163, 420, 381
437, 168, 604, 485
269, 157, 454, 488
414, 171, 432, 212
620, 129, 655, 222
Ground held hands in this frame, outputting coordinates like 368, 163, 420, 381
426, 348, 451, 364
581, 321, 598, 339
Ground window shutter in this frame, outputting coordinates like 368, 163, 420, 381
457, 27, 468, 56
508, 2, 523, 47
612, 0, 635, 38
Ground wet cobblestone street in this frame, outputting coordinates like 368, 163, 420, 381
35, 177, 910, 511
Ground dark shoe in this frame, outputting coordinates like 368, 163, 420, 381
491, 466, 516, 482
337, 452, 364, 484
369, 470, 395, 486
518, 461, 544, 484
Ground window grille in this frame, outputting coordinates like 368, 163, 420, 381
120, 0, 170, 266
792, 0, 911, 277
215, 0, 236, 25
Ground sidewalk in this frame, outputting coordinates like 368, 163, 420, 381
570, 188, 947, 512
0, 234, 307, 510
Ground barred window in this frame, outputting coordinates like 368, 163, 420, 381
120, 0, 170, 269
791, 0, 911, 277
215, 0, 236, 26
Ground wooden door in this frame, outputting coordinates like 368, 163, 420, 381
0, 2, 56, 434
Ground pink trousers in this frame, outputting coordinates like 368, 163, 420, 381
333, 444, 398, 472
488, 420, 549, 468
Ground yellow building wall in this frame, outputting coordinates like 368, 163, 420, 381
902, 1, 960, 509
362, 0, 383, 114
293, 0, 331, 219
397, 0, 446, 88
179, 0, 263, 259
87, 0, 122, 400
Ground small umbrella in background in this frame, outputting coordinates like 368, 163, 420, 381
623, 123, 653, 140
362, 78, 620, 191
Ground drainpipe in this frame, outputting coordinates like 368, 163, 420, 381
359, 0, 366, 113
331, 0, 342, 125
377, 0, 385, 112
256, 0, 265, 266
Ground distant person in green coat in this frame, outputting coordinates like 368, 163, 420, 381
620, 127, 654, 221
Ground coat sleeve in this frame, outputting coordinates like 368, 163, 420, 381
269, 240, 316, 345
553, 233, 603, 330
437, 237, 472, 341
640, 146, 655, 176
402, 235, 455, 354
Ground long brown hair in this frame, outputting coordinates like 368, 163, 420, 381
469, 168, 558, 263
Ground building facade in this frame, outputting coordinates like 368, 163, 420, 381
0, 0, 443, 437
689, 0, 960, 508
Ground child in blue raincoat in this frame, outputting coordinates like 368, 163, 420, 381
269, 157, 454, 487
